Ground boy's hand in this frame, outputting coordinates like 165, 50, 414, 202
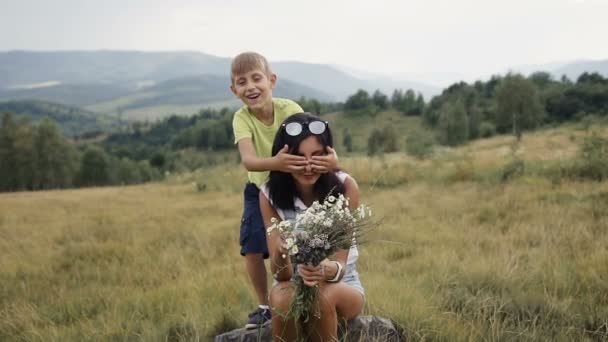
311, 146, 338, 173
274, 145, 307, 172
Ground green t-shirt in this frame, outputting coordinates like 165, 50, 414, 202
232, 98, 303, 187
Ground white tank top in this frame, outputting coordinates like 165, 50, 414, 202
260, 171, 359, 265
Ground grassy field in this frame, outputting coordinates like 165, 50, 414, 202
1, 124, 608, 341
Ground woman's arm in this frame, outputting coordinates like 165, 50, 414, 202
259, 191, 293, 281
301, 175, 361, 285
326, 175, 360, 280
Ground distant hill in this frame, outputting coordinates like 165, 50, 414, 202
0, 50, 228, 88
552, 59, 608, 81
0, 83, 131, 106
0, 51, 438, 107
505, 59, 608, 83
0, 100, 122, 137
85, 74, 334, 120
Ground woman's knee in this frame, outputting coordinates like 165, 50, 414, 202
320, 284, 364, 320
269, 282, 294, 313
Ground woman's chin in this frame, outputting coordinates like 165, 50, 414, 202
295, 174, 319, 185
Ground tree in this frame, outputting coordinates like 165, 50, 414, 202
35, 118, 76, 189
367, 129, 383, 156
406, 129, 435, 159
529, 71, 553, 89
415, 94, 425, 115
342, 129, 353, 153
298, 97, 322, 114
372, 90, 389, 111
344, 89, 371, 111
13, 117, 37, 190
0, 113, 18, 191
77, 146, 110, 187
495, 74, 544, 140
391, 90, 403, 109
438, 101, 469, 146
367, 125, 398, 155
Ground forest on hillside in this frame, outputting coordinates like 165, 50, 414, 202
1, 71, 607, 192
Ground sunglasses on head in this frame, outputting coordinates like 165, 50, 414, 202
282, 120, 328, 136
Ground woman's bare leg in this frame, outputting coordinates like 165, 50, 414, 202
269, 281, 298, 342
305, 283, 365, 342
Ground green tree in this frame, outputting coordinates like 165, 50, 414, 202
406, 129, 435, 159
0, 113, 18, 191
391, 89, 403, 109
367, 125, 398, 155
381, 125, 399, 152
372, 90, 389, 111
342, 129, 353, 153
468, 106, 483, 140
495, 74, 544, 140
345, 89, 370, 110
35, 118, 76, 189
367, 128, 383, 156
438, 101, 469, 146
77, 146, 110, 187
415, 94, 425, 115
13, 117, 37, 190
298, 97, 322, 114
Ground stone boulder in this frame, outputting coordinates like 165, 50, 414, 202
215, 315, 404, 341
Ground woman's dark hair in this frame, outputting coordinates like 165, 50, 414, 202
267, 112, 344, 211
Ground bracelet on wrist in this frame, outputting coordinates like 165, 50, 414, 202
327, 261, 343, 283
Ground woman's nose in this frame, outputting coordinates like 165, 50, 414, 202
305, 160, 312, 172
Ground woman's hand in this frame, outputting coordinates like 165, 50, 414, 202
297, 264, 325, 287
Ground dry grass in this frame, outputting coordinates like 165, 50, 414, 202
1, 125, 607, 341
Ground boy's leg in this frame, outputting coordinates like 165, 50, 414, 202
245, 253, 268, 305
240, 183, 271, 328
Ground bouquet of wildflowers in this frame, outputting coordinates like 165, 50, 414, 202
267, 193, 373, 322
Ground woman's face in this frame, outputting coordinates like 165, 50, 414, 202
292, 135, 326, 186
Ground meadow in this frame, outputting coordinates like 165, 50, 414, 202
1, 123, 607, 341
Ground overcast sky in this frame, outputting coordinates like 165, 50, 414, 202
1, 0, 607, 78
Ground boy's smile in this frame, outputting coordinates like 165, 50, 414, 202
231, 69, 276, 114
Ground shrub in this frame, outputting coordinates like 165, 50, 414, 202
575, 133, 608, 181
405, 130, 435, 159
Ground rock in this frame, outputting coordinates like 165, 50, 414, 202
214, 315, 404, 342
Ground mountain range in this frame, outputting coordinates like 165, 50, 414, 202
0, 50, 440, 119
0, 51, 606, 120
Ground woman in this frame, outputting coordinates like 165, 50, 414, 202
259, 113, 364, 341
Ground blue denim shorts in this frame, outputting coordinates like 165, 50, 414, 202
273, 263, 365, 296
239, 183, 269, 258
343, 263, 365, 295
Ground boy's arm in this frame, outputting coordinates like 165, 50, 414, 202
310, 146, 339, 173
259, 190, 293, 281
237, 138, 307, 172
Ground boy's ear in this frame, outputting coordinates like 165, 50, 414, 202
269, 73, 277, 89
230, 84, 237, 96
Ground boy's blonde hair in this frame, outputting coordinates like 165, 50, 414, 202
230, 52, 272, 83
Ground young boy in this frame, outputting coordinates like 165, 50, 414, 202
230, 52, 337, 329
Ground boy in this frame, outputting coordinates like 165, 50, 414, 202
230, 52, 337, 329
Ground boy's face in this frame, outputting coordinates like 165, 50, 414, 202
230, 68, 277, 112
